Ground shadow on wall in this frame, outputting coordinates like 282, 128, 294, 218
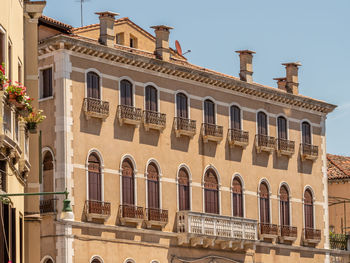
273, 153, 289, 170
297, 156, 313, 175
79, 107, 102, 135
113, 112, 135, 142
198, 137, 217, 157
252, 147, 269, 168
139, 125, 160, 147
225, 140, 243, 162
170, 123, 190, 152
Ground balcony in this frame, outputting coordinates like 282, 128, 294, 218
276, 138, 295, 156
201, 123, 223, 143
300, 143, 318, 161
119, 204, 144, 228
173, 117, 196, 138
279, 225, 297, 243
303, 228, 321, 246
0, 134, 22, 163
330, 234, 348, 250
145, 208, 168, 228
255, 134, 276, 153
117, 105, 142, 126
40, 199, 56, 214
143, 110, 166, 131
177, 211, 257, 251
259, 223, 278, 242
85, 200, 111, 222
228, 128, 249, 148
83, 97, 109, 120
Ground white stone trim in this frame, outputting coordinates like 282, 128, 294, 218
202, 96, 218, 125
276, 113, 290, 139
123, 258, 136, 263
228, 103, 244, 130
256, 109, 270, 135
174, 90, 191, 119
90, 255, 104, 263
41, 147, 56, 199
119, 76, 136, 106
84, 68, 103, 99
143, 82, 161, 112
300, 119, 314, 144
41, 255, 55, 263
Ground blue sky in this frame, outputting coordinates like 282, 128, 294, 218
43, 0, 350, 156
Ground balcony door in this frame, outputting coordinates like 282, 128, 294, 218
277, 116, 287, 140
88, 153, 102, 201
232, 177, 243, 217
120, 79, 133, 106
259, 182, 270, 223
147, 163, 160, 209
204, 99, 215, 124
178, 168, 190, 211
302, 121, 311, 144
204, 169, 219, 214
304, 189, 314, 229
86, 71, 100, 99
145, 85, 158, 112
176, 93, 188, 118
122, 159, 134, 205
280, 185, 290, 226
257, 111, 268, 135
230, 105, 241, 130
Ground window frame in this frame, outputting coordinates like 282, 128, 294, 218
85, 149, 104, 202
202, 165, 221, 215
229, 103, 243, 130
0, 25, 6, 66
276, 114, 289, 140
119, 77, 135, 106
258, 179, 272, 224
120, 156, 136, 206
300, 119, 313, 145
231, 174, 245, 218
303, 186, 315, 229
202, 97, 217, 125
279, 183, 291, 227
38, 64, 54, 101
85, 69, 102, 100
144, 83, 160, 112
177, 164, 192, 211
145, 159, 162, 209
256, 109, 269, 136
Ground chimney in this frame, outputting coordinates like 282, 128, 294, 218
151, 25, 173, 62
273, 77, 287, 92
235, 50, 255, 83
282, 62, 301, 95
95, 11, 119, 47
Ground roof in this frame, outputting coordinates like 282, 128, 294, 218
327, 154, 350, 180
39, 15, 72, 33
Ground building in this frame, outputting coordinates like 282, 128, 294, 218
0, 0, 45, 262
37, 11, 348, 263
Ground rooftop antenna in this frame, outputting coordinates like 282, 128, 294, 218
76, 0, 90, 27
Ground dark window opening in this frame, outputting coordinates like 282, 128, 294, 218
120, 79, 133, 106
145, 86, 158, 112
178, 168, 190, 211
277, 116, 287, 139
232, 177, 243, 217
302, 121, 311, 145
204, 169, 219, 214
86, 71, 100, 99
230, 105, 241, 129
204, 99, 215, 124
122, 159, 135, 205
280, 185, 290, 226
147, 163, 160, 209
304, 189, 314, 228
259, 182, 270, 223
41, 68, 53, 99
88, 153, 101, 201
176, 93, 188, 118
257, 111, 268, 135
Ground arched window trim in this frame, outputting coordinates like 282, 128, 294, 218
229, 103, 243, 130
90, 255, 104, 263
145, 158, 162, 209
278, 182, 292, 226
300, 119, 313, 145
123, 258, 136, 263
176, 164, 192, 211
231, 173, 245, 217
303, 185, 316, 229
174, 90, 191, 119
40, 255, 55, 263
276, 114, 290, 139
120, 154, 138, 206
85, 149, 104, 202
119, 76, 135, 106
258, 178, 272, 223
41, 147, 56, 200
202, 164, 221, 214
144, 82, 160, 112
256, 109, 269, 135
85, 68, 102, 99
202, 96, 217, 125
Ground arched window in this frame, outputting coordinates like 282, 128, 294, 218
147, 163, 160, 209
204, 169, 219, 214
280, 185, 290, 226
41, 151, 55, 213
122, 159, 134, 205
120, 79, 133, 106
232, 177, 243, 217
304, 189, 314, 228
178, 168, 190, 211
86, 71, 100, 99
88, 153, 102, 201
259, 182, 270, 223
91, 258, 102, 263
230, 105, 241, 130
44, 258, 54, 263
277, 116, 287, 140
145, 85, 158, 112
257, 111, 268, 135
176, 92, 188, 118
302, 121, 311, 145
204, 99, 215, 124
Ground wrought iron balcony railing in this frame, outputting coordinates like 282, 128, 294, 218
300, 143, 318, 161
259, 223, 278, 241
40, 198, 56, 214
119, 204, 144, 227
117, 105, 142, 126
277, 138, 295, 156
228, 128, 249, 147
279, 225, 297, 242
303, 228, 321, 245
330, 234, 348, 250
145, 208, 168, 228
173, 117, 196, 137
143, 110, 166, 131
201, 123, 223, 143
85, 200, 111, 221
255, 134, 276, 153
83, 97, 109, 120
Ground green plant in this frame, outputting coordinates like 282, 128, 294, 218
24, 109, 46, 124
5, 81, 27, 102
0, 63, 6, 85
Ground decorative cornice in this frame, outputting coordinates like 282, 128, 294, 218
38, 34, 336, 115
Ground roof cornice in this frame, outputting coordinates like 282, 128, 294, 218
38, 34, 336, 115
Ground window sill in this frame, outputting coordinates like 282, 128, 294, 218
39, 96, 54, 102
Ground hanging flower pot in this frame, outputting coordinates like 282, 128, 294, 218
26, 122, 37, 134
8, 93, 17, 103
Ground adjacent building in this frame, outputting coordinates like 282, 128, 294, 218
37, 11, 348, 263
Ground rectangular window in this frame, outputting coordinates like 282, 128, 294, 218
3, 106, 12, 136
40, 68, 53, 99
0, 31, 4, 64
8, 42, 12, 81
18, 60, 22, 83
19, 216, 23, 263
11, 208, 16, 263
15, 115, 19, 142
116, 33, 124, 45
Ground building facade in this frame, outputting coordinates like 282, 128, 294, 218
37, 12, 347, 263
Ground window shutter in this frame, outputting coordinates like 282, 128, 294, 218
232, 178, 243, 217
304, 190, 313, 228
204, 100, 215, 124
258, 112, 267, 135
231, 106, 241, 130
122, 160, 134, 205
176, 93, 188, 118
302, 122, 311, 144
121, 80, 133, 106
178, 168, 190, 211
88, 153, 102, 201
278, 117, 287, 139
259, 183, 269, 223
147, 163, 160, 209
204, 169, 219, 214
